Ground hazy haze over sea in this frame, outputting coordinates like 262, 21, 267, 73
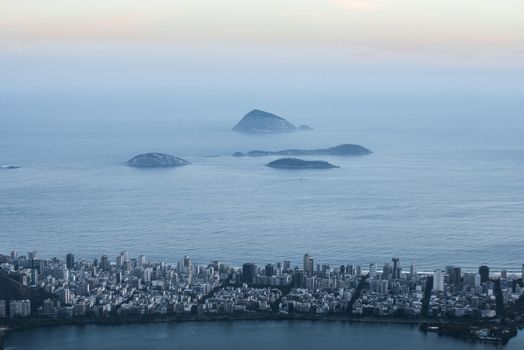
1, 44, 523, 271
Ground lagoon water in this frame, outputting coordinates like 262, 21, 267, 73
1, 114, 524, 271
4, 321, 524, 350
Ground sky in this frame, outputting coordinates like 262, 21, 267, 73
1, 0, 523, 126
2, 1, 523, 55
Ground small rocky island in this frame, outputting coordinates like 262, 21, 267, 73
266, 158, 339, 169
234, 144, 372, 157
126, 153, 190, 168
1, 165, 21, 170
299, 125, 313, 131
233, 109, 297, 133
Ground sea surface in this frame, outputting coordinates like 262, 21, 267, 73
4, 321, 524, 350
1, 118, 524, 271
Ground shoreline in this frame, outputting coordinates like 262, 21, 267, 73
4, 313, 519, 332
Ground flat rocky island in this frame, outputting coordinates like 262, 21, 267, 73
266, 158, 339, 169
1, 165, 21, 169
234, 144, 372, 157
233, 109, 297, 133
126, 153, 190, 168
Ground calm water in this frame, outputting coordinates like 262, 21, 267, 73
1, 119, 524, 271
4, 321, 524, 350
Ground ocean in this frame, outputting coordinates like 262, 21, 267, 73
1, 115, 523, 272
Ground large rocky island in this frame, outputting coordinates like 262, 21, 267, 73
266, 158, 339, 169
125, 153, 190, 168
233, 144, 372, 157
233, 109, 297, 133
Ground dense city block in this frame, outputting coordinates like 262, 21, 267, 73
1, 251, 524, 343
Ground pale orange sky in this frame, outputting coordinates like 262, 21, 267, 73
1, 0, 523, 50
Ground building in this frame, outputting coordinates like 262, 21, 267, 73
303, 254, 314, 277
265, 264, 275, 277
100, 255, 110, 271
392, 258, 400, 280
451, 267, 462, 287
9, 300, 31, 317
139, 255, 147, 266
31, 269, 39, 286
66, 253, 75, 269
433, 269, 445, 292
479, 265, 490, 284
0, 300, 6, 318
369, 263, 377, 279
242, 262, 256, 284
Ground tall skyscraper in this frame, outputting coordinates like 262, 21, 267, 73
66, 253, 75, 269
100, 255, 110, 272
303, 254, 310, 272
303, 253, 314, 277
382, 263, 391, 280
242, 262, 256, 284
479, 265, 490, 283
138, 255, 147, 266
369, 263, 377, 279
451, 267, 462, 286
433, 269, 445, 292
265, 264, 275, 277
521, 264, 524, 279
409, 265, 416, 279
392, 258, 400, 280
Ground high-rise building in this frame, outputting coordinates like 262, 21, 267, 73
409, 265, 416, 279
66, 253, 75, 269
474, 274, 481, 288
433, 269, 445, 292
392, 258, 400, 280
293, 270, 304, 288
100, 255, 110, 272
382, 263, 391, 280
265, 264, 275, 277
355, 265, 362, 277
521, 264, 524, 279
242, 262, 256, 284
31, 269, 39, 286
0, 300, 6, 318
303, 254, 314, 276
369, 264, 377, 279
479, 265, 490, 283
143, 268, 153, 283
138, 255, 147, 266
451, 267, 462, 286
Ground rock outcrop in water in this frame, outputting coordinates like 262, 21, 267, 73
126, 153, 190, 168
266, 158, 339, 169
233, 109, 297, 133
233, 144, 372, 157
1, 165, 21, 169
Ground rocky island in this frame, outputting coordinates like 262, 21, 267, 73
266, 158, 339, 169
233, 109, 297, 133
1, 165, 21, 170
233, 144, 372, 157
125, 153, 190, 168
